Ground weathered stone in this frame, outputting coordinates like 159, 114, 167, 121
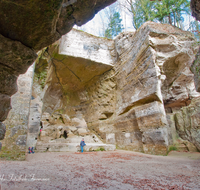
77, 128, 89, 136
0, 0, 117, 155
0, 34, 37, 75
0, 122, 6, 140
191, 47, 200, 92
0, 67, 18, 96
0, 94, 11, 122
31, 22, 199, 155
1, 65, 34, 158
175, 97, 200, 151
59, 29, 115, 65
0, 0, 116, 129
3, 21, 200, 157
71, 117, 87, 128
0, 0, 116, 50
16, 135, 26, 146
10, 126, 21, 137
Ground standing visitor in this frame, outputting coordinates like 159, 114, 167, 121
80, 138, 86, 153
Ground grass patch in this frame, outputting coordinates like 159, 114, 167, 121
95, 147, 105, 151
168, 145, 178, 152
0, 146, 26, 161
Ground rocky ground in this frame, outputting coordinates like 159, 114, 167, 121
0, 150, 200, 190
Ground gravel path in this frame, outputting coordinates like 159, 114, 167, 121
0, 150, 200, 190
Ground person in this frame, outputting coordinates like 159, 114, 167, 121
28, 147, 35, 154
31, 147, 35, 153
80, 138, 86, 153
39, 124, 43, 140
28, 147, 32, 154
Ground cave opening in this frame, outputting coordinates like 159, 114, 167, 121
63, 130, 68, 139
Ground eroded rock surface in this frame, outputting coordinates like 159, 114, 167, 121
0, 122, 6, 140
0, 0, 116, 149
1, 65, 36, 158
175, 97, 200, 151
2, 21, 200, 157
191, 47, 200, 92
0, 35, 37, 123
0, 0, 116, 50
31, 22, 199, 155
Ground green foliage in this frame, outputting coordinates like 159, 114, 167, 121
95, 147, 105, 151
129, 0, 155, 30
126, 0, 190, 29
105, 12, 123, 39
34, 70, 47, 89
154, 0, 190, 26
0, 146, 26, 161
168, 145, 178, 152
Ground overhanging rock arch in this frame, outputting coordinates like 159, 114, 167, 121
0, 0, 117, 152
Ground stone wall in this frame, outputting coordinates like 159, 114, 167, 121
0, 64, 34, 160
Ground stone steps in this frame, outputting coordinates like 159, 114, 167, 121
35, 143, 116, 152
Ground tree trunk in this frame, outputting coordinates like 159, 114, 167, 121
168, 14, 172, 25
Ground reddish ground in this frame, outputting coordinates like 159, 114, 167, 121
0, 150, 200, 190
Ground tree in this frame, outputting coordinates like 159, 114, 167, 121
105, 12, 124, 39
122, 0, 155, 30
188, 19, 200, 41
122, 0, 190, 29
154, 0, 190, 27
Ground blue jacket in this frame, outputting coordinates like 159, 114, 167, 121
80, 141, 86, 147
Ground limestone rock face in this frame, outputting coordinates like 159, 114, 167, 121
146, 23, 199, 109
0, 65, 35, 159
0, 0, 116, 141
175, 97, 200, 151
3, 21, 200, 157
59, 29, 114, 66
0, 94, 11, 122
31, 22, 199, 155
191, 47, 200, 92
0, 122, 6, 140
0, 0, 116, 50
41, 29, 115, 115
35, 111, 114, 152
0, 34, 37, 124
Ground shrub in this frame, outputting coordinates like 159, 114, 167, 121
168, 145, 178, 152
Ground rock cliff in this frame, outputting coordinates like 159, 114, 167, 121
27, 22, 199, 156
191, 0, 200, 93
175, 97, 200, 151
0, 0, 116, 150
1, 21, 200, 158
